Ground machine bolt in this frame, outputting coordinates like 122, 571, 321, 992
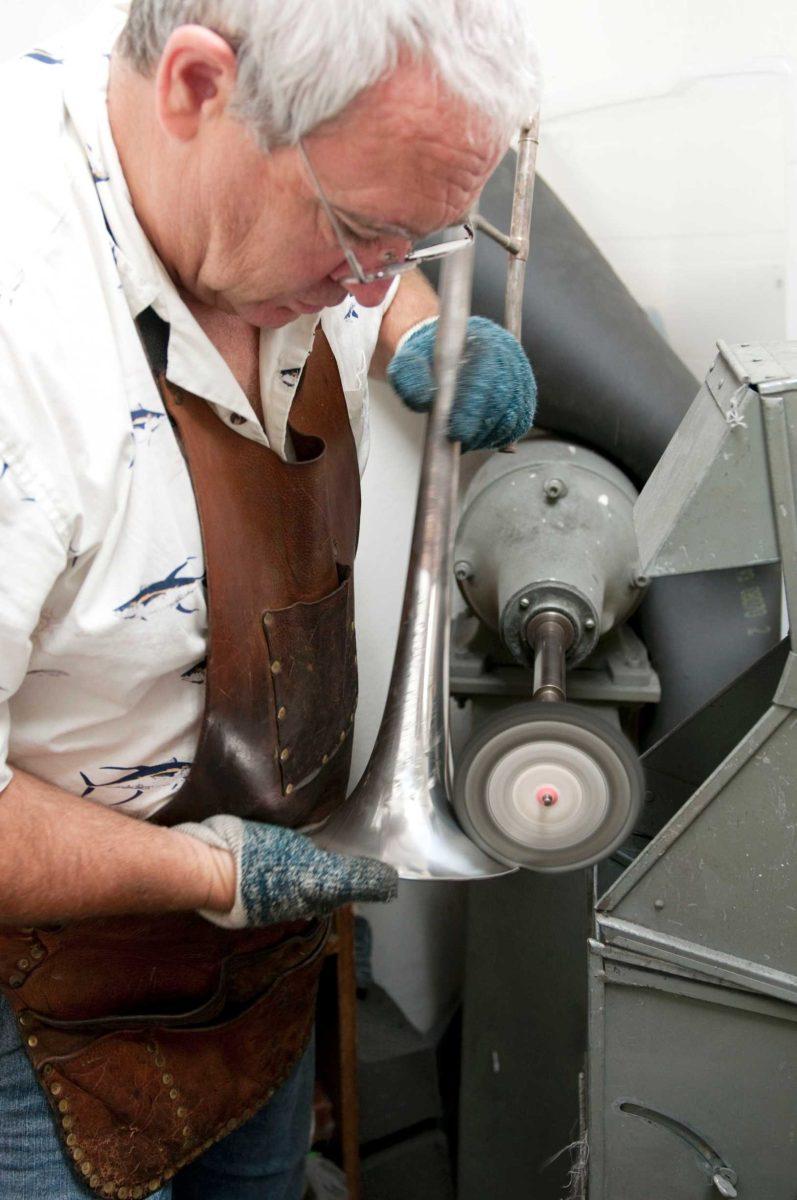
454, 560, 473, 583
543, 477, 568, 502
584, 617, 597, 631
519, 597, 531, 610
654, 898, 665, 911
712, 1171, 738, 1198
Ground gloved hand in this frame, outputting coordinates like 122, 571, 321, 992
387, 315, 536, 451
178, 814, 398, 929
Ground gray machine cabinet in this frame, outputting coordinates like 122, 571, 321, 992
589, 342, 797, 1199
589, 951, 797, 1200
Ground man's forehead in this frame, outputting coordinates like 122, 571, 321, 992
307, 114, 500, 240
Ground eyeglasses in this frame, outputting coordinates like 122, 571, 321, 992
297, 139, 474, 288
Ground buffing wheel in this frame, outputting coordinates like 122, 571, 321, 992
453, 702, 643, 872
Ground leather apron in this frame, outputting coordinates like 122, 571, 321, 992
0, 318, 361, 1199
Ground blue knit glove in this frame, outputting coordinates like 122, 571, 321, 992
387, 315, 536, 451
178, 815, 398, 929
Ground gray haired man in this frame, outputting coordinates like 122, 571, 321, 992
0, 2, 539, 1197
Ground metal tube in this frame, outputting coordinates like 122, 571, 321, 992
527, 611, 576, 702
504, 114, 540, 341
473, 214, 522, 255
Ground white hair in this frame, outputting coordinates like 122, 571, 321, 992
117, 0, 541, 150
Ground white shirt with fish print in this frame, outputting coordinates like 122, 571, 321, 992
0, 3, 398, 818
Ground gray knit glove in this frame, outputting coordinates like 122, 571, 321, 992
177, 814, 398, 929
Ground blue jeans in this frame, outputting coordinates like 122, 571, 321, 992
0, 997, 314, 1199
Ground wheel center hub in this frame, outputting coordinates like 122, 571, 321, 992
536, 786, 559, 807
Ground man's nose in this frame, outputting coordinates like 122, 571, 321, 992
331, 237, 412, 306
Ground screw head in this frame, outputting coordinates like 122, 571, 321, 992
519, 597, 531, 610
454, 560, 473, 583
543, 477, 567, 501
631, 573, 650, 589
584, 617, 597, 631
654, 898, 665, 911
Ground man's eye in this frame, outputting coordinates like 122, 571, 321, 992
343, 224, 380, 246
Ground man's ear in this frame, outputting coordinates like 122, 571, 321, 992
155, 25, 238, 142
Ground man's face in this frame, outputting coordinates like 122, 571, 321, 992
182, 61, 504, 328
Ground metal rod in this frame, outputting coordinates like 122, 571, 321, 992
527, 611, 575, 702
504, 113, 540, 341
473, 214, 522, 255
499, 113, 540, 455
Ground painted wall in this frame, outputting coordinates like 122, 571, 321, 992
2, 1, 793, 1033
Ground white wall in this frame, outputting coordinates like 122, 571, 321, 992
529, 0, 797, 376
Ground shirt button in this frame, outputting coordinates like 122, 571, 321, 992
229, 413, 246, 426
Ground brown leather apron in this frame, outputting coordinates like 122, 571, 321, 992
0, 322, 361, 1199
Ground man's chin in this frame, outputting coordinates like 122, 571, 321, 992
234, 301, 308, 329
235, 297, 333, 328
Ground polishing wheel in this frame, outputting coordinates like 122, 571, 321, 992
453, 702, 643, 872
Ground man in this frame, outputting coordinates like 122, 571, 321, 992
0, 1, 539, 1197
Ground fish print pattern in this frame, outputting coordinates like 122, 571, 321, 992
181, 658, 206, 685
24, 50, 63, 66
130, 405, 166, 442
115, 558, 204, 620
80, 757, 192, 804
280, 367, 301, 388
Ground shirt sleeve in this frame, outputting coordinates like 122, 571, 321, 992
0, 455, 68, 792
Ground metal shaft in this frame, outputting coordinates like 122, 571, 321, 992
527, 611, 576, 702
504, 114, 540, 341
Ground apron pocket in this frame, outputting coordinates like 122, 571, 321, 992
263, 564, 357, 794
